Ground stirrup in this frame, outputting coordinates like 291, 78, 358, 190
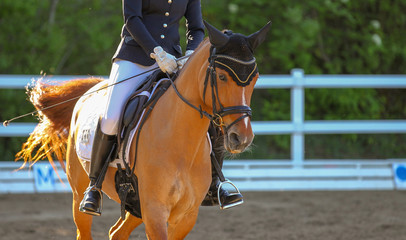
79, 185, 103, 216
218, 179, 244, 210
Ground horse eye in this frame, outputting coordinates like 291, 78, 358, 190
218, 74, 227, 82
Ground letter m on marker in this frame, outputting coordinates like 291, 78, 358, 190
33, 163, 55, 192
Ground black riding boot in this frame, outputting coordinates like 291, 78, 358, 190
79, 120, 116, 216
201, 124, 244, 209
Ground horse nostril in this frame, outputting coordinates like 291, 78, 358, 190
229, 132, 240, 145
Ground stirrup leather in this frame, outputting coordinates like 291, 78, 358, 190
218, 179, 244, 209
79, 185, 103, 216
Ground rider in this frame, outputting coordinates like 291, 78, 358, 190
79, 0, 243, 216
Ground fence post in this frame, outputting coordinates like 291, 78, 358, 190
291, 69, 305, 167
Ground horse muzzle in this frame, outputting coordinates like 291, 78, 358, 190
224, 123, 254, 154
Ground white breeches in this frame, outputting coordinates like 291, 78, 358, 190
101, 59, 158, 135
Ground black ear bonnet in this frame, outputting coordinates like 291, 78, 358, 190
211, 32, 258, 87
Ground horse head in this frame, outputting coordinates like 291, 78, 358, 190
202, 21, 271, 154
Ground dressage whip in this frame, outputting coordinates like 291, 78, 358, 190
2, 55, 190, 127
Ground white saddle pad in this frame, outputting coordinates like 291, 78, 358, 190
72, 81, 108, 161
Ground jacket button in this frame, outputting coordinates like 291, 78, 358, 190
165, 12, 169, 16
161, 35, 165, 39
163, 23, 168, 28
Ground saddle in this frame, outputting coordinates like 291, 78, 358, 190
113, 69, 172, 219
117, 69, 169, 160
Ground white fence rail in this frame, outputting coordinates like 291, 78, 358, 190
1, 70, 406, 193
1, 160, 402, 193
0, 162, 70, 194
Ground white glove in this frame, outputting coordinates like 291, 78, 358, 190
177, 50, 194, 70
150, 46, 178, 74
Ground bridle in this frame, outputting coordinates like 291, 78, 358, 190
205, 47, 256, 132
169, 47, 256, 134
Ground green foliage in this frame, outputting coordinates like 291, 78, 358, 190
202, 0, 406, 74
0, 0, 122, 75
306, 134, 406, 159
1, 0, 405, 161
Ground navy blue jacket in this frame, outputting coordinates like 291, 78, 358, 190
113, 0, 205, 66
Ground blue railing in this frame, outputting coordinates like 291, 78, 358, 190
1, 70, 406, 164
1, 70, 406, 192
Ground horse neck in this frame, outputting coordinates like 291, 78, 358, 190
174, 41, 211, 113
157, 42, 211, 142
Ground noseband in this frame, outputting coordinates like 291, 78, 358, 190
169, 47, 256, 133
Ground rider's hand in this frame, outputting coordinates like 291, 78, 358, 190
177, 50, 194, 70
150, 46, 177, 74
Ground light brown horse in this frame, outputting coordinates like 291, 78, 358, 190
17, 21, 271, 239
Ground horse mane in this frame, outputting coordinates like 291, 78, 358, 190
16, 77, 102, 170
176, 38, 210, 78
194, 38, 211, 57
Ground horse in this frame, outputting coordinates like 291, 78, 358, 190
16, 21, 271, 239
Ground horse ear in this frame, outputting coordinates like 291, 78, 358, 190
203, 20, 230, 48
247, 21, 272, 51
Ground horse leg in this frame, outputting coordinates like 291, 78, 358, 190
72, 206, 94, 240
142, 204, 170, 240
109, 212, 143, 240
109, 217, 124, 237
67, 138, 94, 240
168, 210, 199, 240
